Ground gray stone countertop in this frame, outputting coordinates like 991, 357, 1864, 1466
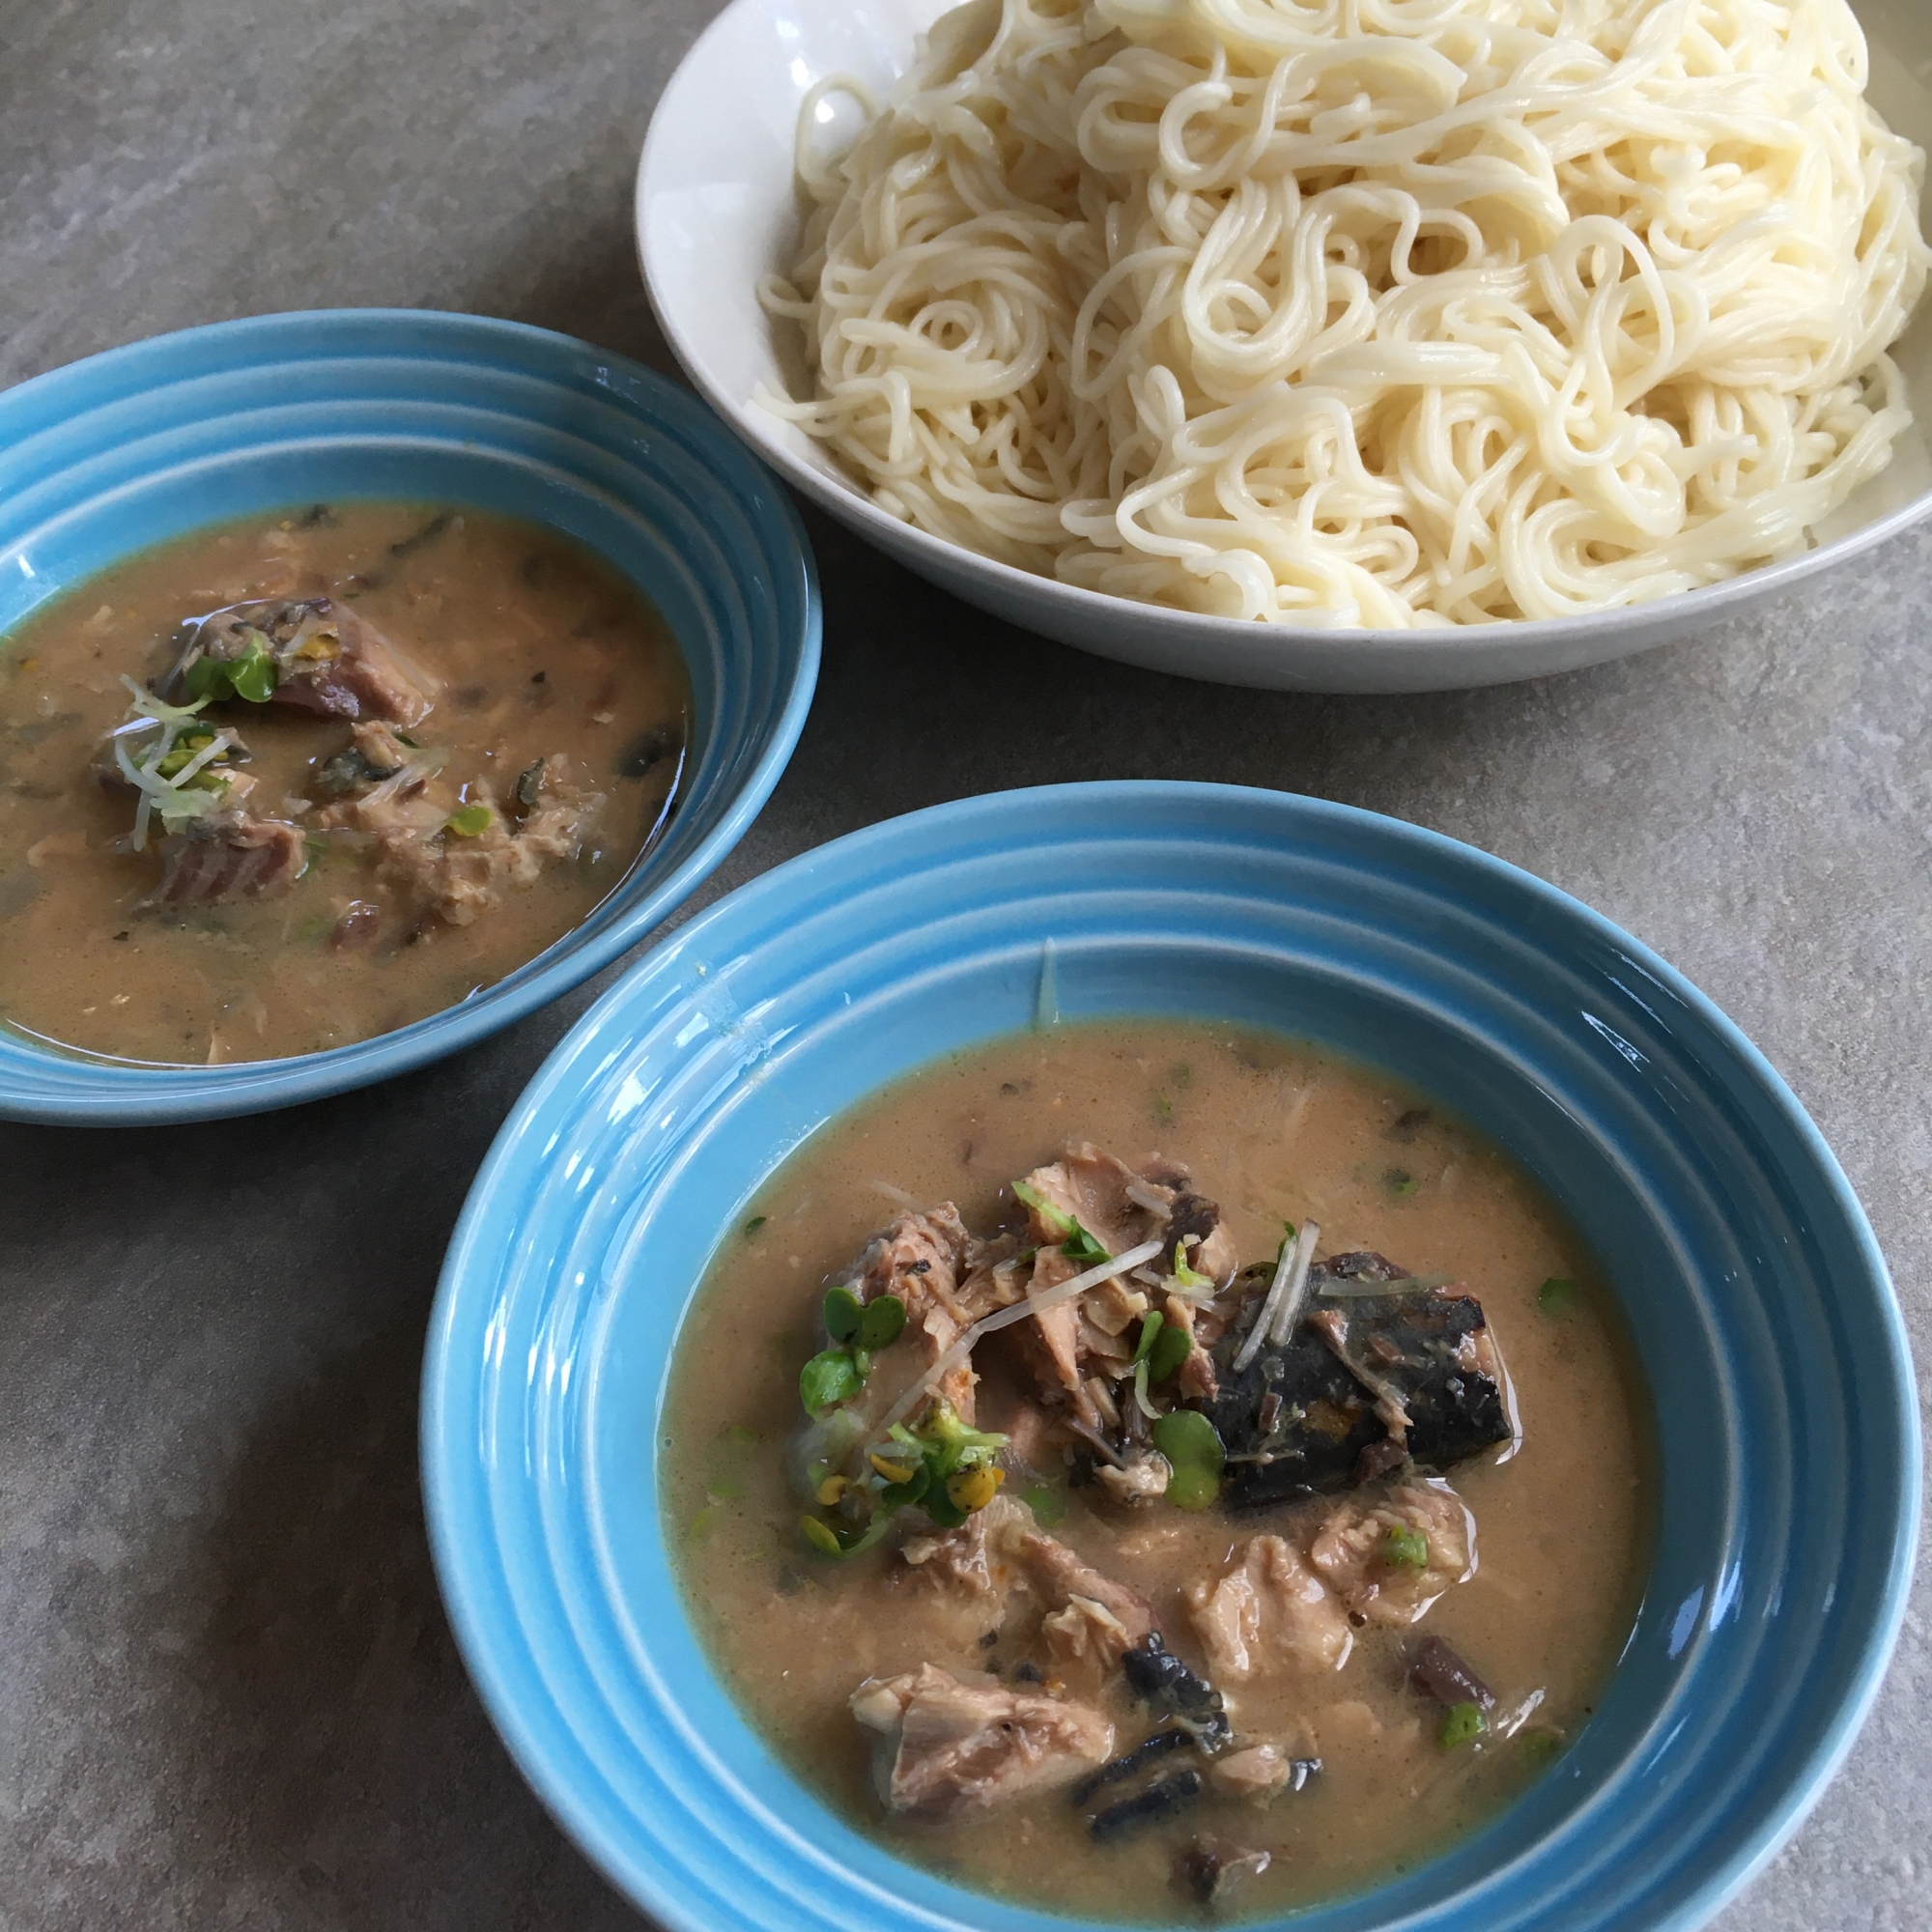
0, 3, 1925, 1928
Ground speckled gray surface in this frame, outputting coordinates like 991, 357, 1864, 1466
0, 2, 1926, 1928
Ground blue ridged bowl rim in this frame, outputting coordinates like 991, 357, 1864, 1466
421, 780, 1918, 1932
0, 309, 820, 1123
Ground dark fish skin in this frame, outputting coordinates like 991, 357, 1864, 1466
1327, 1290, 1510, 1463
1121, 1635, 1228, 1745
1088, 1768, 1202, 1842
1178, 1833, 1271, 1904
1408, 1634, 1495, 1711
1207, 1251, 1512, 1510
1208, 1322, 1385, 1505
1068, 1725, 1192, 1807
1165, 1190, 1221, 1252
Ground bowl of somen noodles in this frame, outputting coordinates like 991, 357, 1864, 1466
638, 0, 1932, 691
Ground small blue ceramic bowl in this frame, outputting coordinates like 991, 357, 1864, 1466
422, 781, 1918, 1932
0, 310, 819, 1123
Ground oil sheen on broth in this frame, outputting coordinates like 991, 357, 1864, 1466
0, 503, 689, 1063
664, 1023, 1650, 1920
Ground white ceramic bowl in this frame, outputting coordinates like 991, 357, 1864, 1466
639, 0, 1932, 693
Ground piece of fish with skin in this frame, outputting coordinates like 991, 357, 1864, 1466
1120, 1634, 1229, 1745
1206, 1251, 1513, 1506
176, 598, 440, 727
134, 809, 306, 911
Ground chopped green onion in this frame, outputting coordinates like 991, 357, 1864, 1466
822, 1286, 865, 1343
910, 1403, 1008, 1478
1011, 1178, 1074, 1238
1131, 1311, 1164, 1367
1010, 1179, 1111, 1265
1133, 1307, 1194, 1382
444, 803, 494, 838
1539, 1276, 1577, 1316
1151, 1409, 1223, 1511
800, 1515, 843, 1556
743, 1215, 767, 1236
1022, 1483, 1068, 1527
1440, 1702, 1487, 1748
154, 731, 215, 779
799, 1510, 895, 1559
1147, 1321, 1193, 1385
1172, 1240, 1212, 1291
1060, 1223, 1111, 1267
856, 1293, 907, 1351
1384, 1523, 1430, 1569
1153, 1093, 1174, 1122
799, 1348, 864, 1415
1384, 1167, 1418, 1198
724, 1424, 759, 1448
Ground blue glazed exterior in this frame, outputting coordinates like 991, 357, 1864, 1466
422, 781, 1918, 1932
0, 310, 820, 1122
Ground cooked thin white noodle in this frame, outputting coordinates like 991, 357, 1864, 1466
758, 0, 1930, 626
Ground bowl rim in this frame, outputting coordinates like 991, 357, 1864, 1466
422, 777, 1921, 1932
634, 0, 1932, 665
0, 307, 823, 1125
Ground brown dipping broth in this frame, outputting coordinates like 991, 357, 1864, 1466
0, 502, 689, 1064
664, 1021, 1652, 1921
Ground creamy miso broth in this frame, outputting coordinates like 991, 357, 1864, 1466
665, 1021, 1651, 1920
0, 502, 689, 1063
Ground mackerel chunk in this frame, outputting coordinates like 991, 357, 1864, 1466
174, 599, 438, 727
135, 810, 306, 912
1206, 1251, 1512, 1510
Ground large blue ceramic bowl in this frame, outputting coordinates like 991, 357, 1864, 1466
421, 782, 1918, 1932
0, 310, 819, 1123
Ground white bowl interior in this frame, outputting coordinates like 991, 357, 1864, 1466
640, 0, 1932, 690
